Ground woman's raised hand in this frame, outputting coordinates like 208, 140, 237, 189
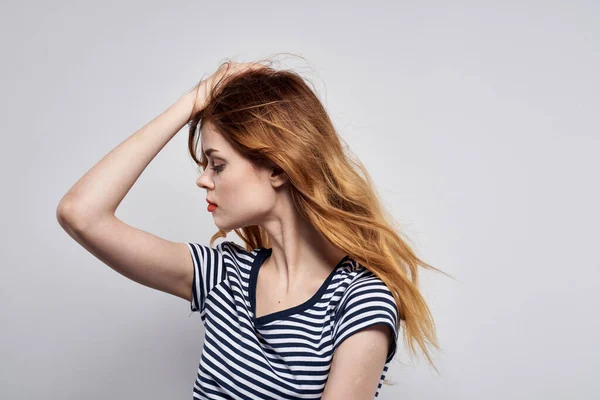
186, 60, 268, 120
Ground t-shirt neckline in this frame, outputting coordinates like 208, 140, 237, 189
249, 247, 350, 326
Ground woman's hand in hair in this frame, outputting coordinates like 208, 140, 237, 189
185, 60, 268, 119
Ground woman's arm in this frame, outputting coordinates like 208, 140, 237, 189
55, 62, 265, 302
56, 91, 195, 228
54, 91, 200, 302
57, 59, 263, 225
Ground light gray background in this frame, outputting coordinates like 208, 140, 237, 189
2, 1, 599, 399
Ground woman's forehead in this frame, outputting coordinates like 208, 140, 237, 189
200, 125, 226, 155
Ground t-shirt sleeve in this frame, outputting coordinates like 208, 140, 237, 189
186, 241, 228, 317
332, 276, 400, 364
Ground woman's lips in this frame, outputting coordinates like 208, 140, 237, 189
206, 197, 218, 212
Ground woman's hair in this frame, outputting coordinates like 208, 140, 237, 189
187, 55, 453, 378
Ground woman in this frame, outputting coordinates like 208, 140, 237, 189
57, 57, 448, 399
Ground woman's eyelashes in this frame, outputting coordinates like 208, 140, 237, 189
211, 164, 225, 174
196, 163, 224, 175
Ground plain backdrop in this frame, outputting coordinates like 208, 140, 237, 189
1, 1, 599, 399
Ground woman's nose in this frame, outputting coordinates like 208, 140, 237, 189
196, 173, 213, 189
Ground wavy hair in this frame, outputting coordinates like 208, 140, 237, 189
186, 55, 453, 378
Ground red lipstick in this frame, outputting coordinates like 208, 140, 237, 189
206, 198, 218, 212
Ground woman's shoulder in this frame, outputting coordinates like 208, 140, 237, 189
218, 240, 268, 263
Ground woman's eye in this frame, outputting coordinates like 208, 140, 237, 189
211, 165, 224, 173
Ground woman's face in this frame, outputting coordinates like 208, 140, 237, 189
196, 122, 280, 231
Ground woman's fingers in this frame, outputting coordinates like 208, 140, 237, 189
191, 60, 269, 114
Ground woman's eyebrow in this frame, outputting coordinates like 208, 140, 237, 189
204, 148, 219, 157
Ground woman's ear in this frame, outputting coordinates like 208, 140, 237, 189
270, 165, 289, 188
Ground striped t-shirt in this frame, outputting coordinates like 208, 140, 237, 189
186, 240, 399, 399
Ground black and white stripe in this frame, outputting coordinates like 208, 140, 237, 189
186, 240, 399, 399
